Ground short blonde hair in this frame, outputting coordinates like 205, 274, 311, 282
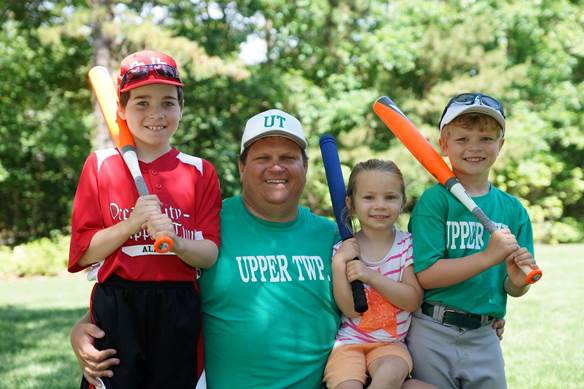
440, 113, 503, 141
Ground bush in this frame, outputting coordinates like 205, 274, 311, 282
0, 233, 70, 277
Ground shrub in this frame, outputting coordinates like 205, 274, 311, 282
0, 233, 70, 277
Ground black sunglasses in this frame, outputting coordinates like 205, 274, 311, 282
439, 93, 505, 124
120, 64, 181, 90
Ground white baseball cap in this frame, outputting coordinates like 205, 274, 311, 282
240, 109, 307, 154
439, 93, 506, 132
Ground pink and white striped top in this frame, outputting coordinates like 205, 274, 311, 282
333, 229, 414, 347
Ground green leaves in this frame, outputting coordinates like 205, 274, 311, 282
0, 0, 582, 245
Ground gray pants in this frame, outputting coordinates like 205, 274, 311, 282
406, 312, 507, 389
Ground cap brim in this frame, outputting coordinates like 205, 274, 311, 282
119, 77, 183, 93
241, 131, 307, 154
439, 105, 505, 131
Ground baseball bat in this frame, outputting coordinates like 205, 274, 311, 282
88, 66, 173, 253
373, 96, 542, 284
320, 134, 368, 313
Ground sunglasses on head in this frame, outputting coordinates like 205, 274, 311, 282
440, 93, 505, 123
120, 63, 181, 90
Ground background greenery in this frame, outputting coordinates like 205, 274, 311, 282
1, 0, 582, 248
0, 244, 581, 388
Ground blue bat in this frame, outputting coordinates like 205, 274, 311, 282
320, 134, 368, 313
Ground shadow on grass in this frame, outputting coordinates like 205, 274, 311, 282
0, 305, 88, 389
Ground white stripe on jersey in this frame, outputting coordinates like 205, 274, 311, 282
177, 152, 203, 174
95, 148, 118, 173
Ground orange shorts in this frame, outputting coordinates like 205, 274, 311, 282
323, 342, 413, 389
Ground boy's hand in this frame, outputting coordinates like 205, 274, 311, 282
505, 247, 535, 287
127, 195, 161, 234
333, 238, 360, 265
146, 212, 176, 243
345, 260, 373, 283
484, 229, 518, 266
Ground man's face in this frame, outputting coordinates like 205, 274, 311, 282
239, 137, 307, 221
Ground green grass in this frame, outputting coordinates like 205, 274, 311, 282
504, 244, 584, 389
0, 245, 583, 388
0, 275, 92, 389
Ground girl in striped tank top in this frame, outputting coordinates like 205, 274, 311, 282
324, 159, 424, 389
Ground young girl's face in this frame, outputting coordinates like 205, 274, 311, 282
348, 170, 403, 232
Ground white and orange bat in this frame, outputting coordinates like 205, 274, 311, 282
88, 66, 173, 253
373, 96, 542, 284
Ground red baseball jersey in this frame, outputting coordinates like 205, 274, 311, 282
68, 147, 221, 282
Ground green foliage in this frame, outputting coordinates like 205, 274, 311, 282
0, 10, 92, 245
0, 0, 582, 245
0, 234, 70, 277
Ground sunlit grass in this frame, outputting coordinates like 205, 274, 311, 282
0, 246, 582, 388
504, 244, 584, 389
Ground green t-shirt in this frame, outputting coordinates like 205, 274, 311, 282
408, 184, 534, 318
199, 196, 340, 388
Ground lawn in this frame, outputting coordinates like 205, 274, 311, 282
0, 244, 582, 388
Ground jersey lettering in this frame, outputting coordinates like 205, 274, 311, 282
446, 220, 510, 250
109, 201, 202, 242
235, 255, 323, 283
447, 221, 484, 250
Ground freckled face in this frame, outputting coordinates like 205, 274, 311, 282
119, 83, 181, 153
440, 126, 503, 179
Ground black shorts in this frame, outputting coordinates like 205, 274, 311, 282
81, 275, 200, 389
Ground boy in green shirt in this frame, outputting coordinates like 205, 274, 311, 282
407, 93, 537, 388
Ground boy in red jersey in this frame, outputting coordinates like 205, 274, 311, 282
68, 50, 221, 389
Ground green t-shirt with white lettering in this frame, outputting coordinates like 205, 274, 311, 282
408, 184, 534, 318
199, 196, 340, 389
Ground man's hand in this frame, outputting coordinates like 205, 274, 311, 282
492, 318, 506, 340
70, 320, 119, 386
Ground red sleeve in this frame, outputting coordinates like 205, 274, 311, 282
195, 160, 221, 247
68, 153, 103, 272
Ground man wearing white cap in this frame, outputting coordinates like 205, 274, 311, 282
197, 108, 341, 388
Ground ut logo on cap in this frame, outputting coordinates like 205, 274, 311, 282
264, 114, 286, 128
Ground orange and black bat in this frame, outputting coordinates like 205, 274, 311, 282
373, 96, 542, 284
88, 66, 173, 253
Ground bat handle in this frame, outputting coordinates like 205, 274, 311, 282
154, 235, 174, 253
350, 257, 368, 313
520, 264, 543, 284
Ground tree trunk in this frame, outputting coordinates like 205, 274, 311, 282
90, 0, 115, 150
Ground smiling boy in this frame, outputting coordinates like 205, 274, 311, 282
407, 93, 537, 388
